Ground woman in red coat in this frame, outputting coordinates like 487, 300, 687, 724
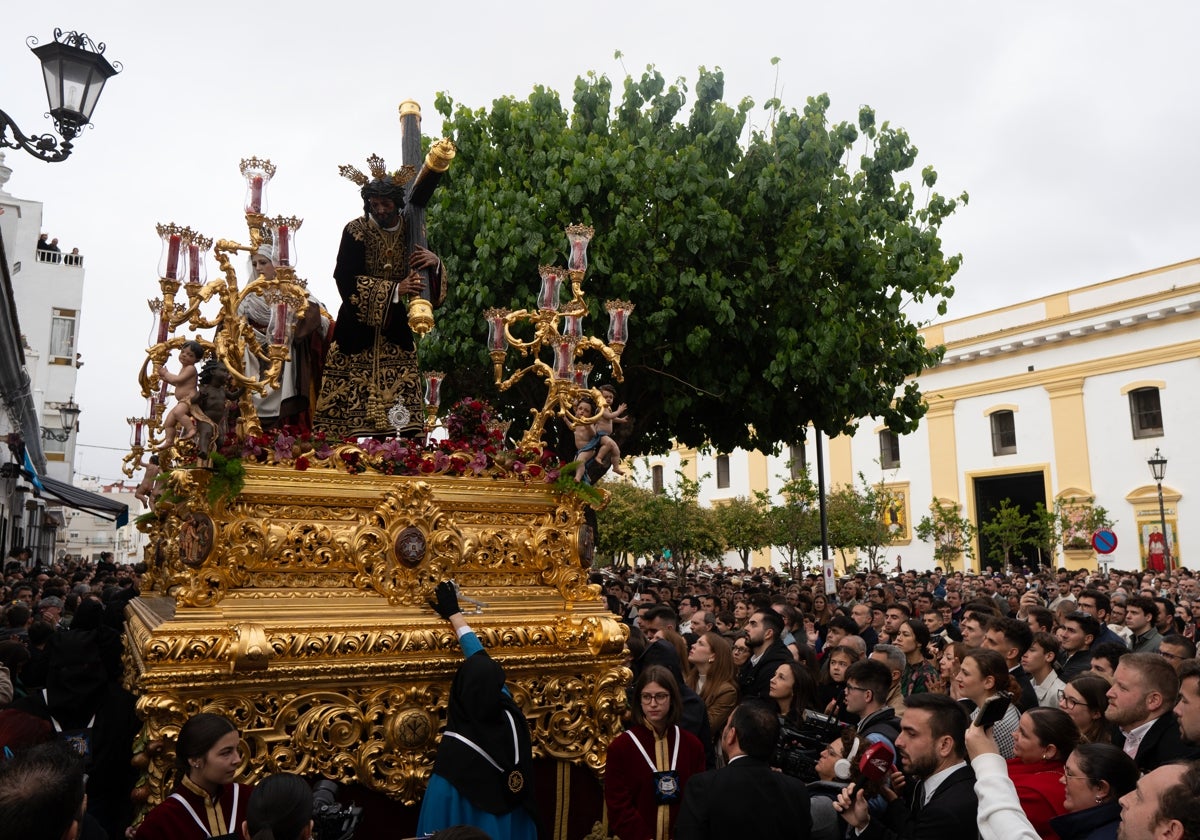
134, 713, 252, 840
605, 665, 706, 840
1007, 707, 1078, 840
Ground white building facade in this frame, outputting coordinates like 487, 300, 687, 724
638, 259, 1198, 574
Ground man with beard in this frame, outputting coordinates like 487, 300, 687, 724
1107, 652, 1200, 773
316, 162, 446, 438
1175, 659, 1200, 744
738, 610, 792, 702
834, 693, 977, 838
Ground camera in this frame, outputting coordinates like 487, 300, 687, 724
311, 780, 363, 840
771, 710, 845, 782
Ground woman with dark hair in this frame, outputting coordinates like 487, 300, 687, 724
417, 583, 537, 840
605, 665, 705, 840
957, 648, 1022, 758
240, 773, 313, 840
769, 659, 818, 726
1058, 675, 1112, 745
968, 732, 1137, 840
1049, 743, 1138, 840
939, 641, 969, 699
726, 631, 751, 672
1006, 708, 1077, 838
134, 713, 250, 839
896, 619, 938, 698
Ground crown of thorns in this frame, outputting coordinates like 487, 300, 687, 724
338, 154, 416, 188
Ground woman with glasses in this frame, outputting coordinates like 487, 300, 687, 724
817, 645, 860, 723
1005, 708, 1077, 838
967, 723, 1136, 840
1049, 743, 1138, 840
605, 665, 706, 840
1057, 675, 1112, 744
726, 631, 751, 672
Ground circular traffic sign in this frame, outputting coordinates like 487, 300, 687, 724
1091, 528, 1118, 555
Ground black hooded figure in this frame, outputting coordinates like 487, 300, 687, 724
417, 582, 539, 839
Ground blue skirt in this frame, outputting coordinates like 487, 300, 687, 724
416, 773, 538, 840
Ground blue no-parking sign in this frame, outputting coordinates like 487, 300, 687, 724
1091, 528, 1118, 554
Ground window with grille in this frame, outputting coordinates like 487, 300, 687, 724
789, 443, 806, 479
1129, 388, 1164, 438
879, 431, 901, 469
990, 410, 1017, 455
716, 455, 730, 489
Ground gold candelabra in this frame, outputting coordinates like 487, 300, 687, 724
124, 158, 311, 475
486, 224, 634, 452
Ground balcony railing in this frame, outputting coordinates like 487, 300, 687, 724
35, 250, 83, 267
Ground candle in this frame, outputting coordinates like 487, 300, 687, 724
133, 420, 143, 446
271, 301, 288, 345
249, 176, 263, 213
565, 314, 582, 339
165, 234, 181, 279
188, 243, 200, 283
277, 225, 290, 265
426, 375, 442, 408
570, 239, 585, 270
156, 314, 168, 344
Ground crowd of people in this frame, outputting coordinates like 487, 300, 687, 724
602, 561, 1200, 839
10, 545, 1200, 839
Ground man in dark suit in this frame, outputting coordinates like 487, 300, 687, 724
676, 699, 811, 840
983, 616, 1038, 712
1108, 652, 1200, 773
738, 609, 792, 701
836, 693, 977, 839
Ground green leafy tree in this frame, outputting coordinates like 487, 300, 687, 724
1028, 502, 1060, 569
915, 499, 977, 572
424, 65, 965, 458
824, 475, 895, 574
759, 473, 820, 578
712, 495, 768, 571
595, 480, 661, 567
978, 498, 1032, 573
653, 465, 724, 579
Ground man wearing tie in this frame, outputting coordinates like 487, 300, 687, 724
835, 693, 977, 838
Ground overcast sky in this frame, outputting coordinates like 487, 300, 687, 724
3, 1, 1198, 485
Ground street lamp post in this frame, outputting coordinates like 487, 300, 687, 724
1147, 447, 1171, 571
42, 397, 81, 443
0, 29, 120, 163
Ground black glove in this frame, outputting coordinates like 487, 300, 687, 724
429, 580, 460, 620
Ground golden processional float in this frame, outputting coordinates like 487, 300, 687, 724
122, 101, 636, 837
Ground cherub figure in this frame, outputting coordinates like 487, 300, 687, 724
158, 341, 204, 450
134, 454, 160, 509
572, 385, 628, 483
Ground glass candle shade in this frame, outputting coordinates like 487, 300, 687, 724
572, 363, 593, 389
266, 292, 298, 347
553, 337, 576, 380
240, 157, 276, 215
485, 309, 509, 352
148, 299, 167, 345
269, 216, 302, 268
606, 300, 634, 345
184, 234, 211, 284
424, 371, 445, 409
128, 417, 145, 447
563, 313, 583, 339
538, 267, 562, 312
566, 223, 594, 272
156, 223, 187, 280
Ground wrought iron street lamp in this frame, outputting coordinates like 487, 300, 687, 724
42, 397, 81, 443
1147, 447, 1171, 571
1, 30, 120, 163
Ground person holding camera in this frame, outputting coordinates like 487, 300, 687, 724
675, 699, 810, 840
417, 582, 537, 840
